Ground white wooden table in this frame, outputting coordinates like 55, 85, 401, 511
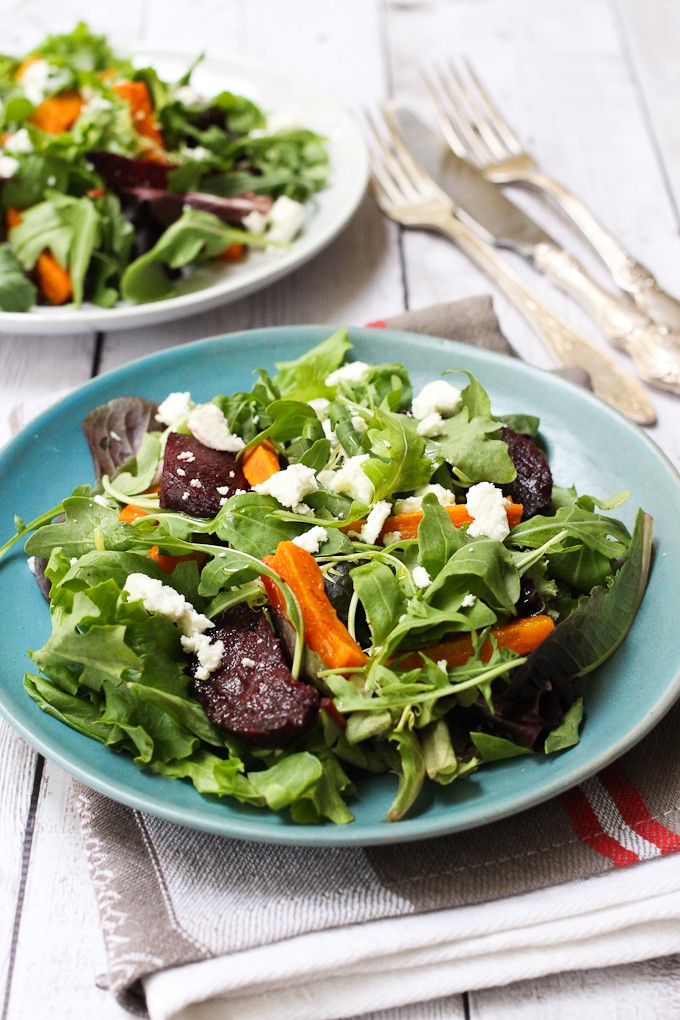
2, 1, 680, 1016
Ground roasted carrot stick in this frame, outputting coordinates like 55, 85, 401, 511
112, 80, 164, 149
342, 499, 524, 541
118, 503, 149, 523
147, 544, 206, 575
6, 207, 73, 305
262, 540, 368, 671
30, 91, 83, 134
241, 440, 280, 487
397, 614, 555, 671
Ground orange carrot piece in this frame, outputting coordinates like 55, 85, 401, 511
342, 499, 523, 541
34, 251, 72, 305
397, 614, 555, 671
7, 207, 73, 305
112, 80, 164, 148
30, 91, 83, 134
218, 242, 245, 262
242, 441, 280, 487
147, 544, 206, 576
262, 541, 368, 671
118, 504, 149, 523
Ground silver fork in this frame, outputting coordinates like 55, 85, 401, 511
366, 108, 655, 426
424, 60, 680, 333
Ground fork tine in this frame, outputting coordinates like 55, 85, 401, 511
443, 62, 505, 162
461, 58, 524, 158
421, 67, 491, 166
381, 104, 445, 202
365, 110, 422, 207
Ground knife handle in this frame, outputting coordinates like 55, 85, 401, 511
532, 242, 680, 395
435, 217, 656, 425
515, 168, 680, 331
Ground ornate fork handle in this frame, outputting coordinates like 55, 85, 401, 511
502, 166, 680, 331
532, 242, 680, 395
429, 210, 656, 425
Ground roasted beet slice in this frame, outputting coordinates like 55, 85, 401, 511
159, 432, 248, 518
191, 603, 319, 748
87, 151, 173, 191
502, 427, 553, 519
123, 187, 272, 227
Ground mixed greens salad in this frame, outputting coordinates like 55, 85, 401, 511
0, 331, 652, 824
0, 23, 329, 311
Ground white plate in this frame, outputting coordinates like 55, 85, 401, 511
0, 50, 368, 335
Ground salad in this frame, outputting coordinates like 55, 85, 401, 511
0, 330, 652, 825
0, 24, 329, 312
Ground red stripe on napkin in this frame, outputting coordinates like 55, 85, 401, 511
561, 786, 640, 867
365, 319, 387, 328
599, 763, 680, 854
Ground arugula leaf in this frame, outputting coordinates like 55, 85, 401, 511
0, 243, 37, 311
274, 329, 352, 402
361, 407, 434, 501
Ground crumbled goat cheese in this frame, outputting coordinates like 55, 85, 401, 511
0, 155, 20, 179
360, 501, 392, 545
266, 195, 306, 245
177, 450, 196, 463
412, 565, 432, 589
4, 128, 33, 154
123, 573, 213, 636
18, 60, 54, 104
155, 391, 194, 428
416, 412, 445, 438
465, 482, 510, 542
461, 593, 477, 608
241, 657, 257, 668
189, 478, 203, 489
382, 531, 401, 546
393, 484, 456, 515
242, 209, 268, 234
322, 454, 374, 505
186, 145, 213, 161
351, 415, 368, 433
188, 403, 245, 452
93, 494, 111, 507
412, 379, 462, 420
27, 556, 37, 575
82, 94, 113, 115
254, 463, 318, 509
181, 632, 225, 680
308, 397, 330, 418
437, 659, 448, 672
292, 525, 328, 554
325, 361, 371, 387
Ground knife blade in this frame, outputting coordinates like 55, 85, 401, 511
390, 106, 680, 398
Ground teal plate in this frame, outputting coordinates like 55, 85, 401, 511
1, 326, 679, 846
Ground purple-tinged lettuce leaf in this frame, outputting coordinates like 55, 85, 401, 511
81, 396, 160, 480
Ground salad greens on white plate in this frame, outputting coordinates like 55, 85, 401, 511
0, 329, 652, 827
0, 24, 367, 333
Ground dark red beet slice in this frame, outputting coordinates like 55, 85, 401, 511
159, 432, 248, 518
191, 603, 319, 748
502, 427, 553, 519
87, 151, 172, 191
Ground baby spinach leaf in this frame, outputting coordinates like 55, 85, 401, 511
274, 328, 351, 401
0, 243, 37, 311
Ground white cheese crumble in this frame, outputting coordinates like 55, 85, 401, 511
308, 397, 330, 418
416, 412, 445, 438
174, 84, 203, 105
82, 94, 113, 115
155, 391, 195, 428
0, 155, 20, 179
465, 482, 510, 542
437, 659, 449, 672
18, 60, 55, 104
393, 483, 457, 515
4, 128, 33, 155
351, 414, 368, 433
266, 195, 306, 245
241, 657, 257, 668
322, 454, 374, 505
325, 361, 371, 387
181, 632, 225, 680
412, 379, 462, 420
360, 500, 392, 545
412, 565, 432, 589
242, 209, 268, 234
186, 145, 213, 161
254, 462, 318, 509
27, 556, 37, 575
382, 530, 401, 546
92, 494, 111, 508
292, 525, 328, 554
123, 573, 222, 681
461, 593, 477, 608
188, 403, 245, 452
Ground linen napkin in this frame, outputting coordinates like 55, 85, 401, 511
13, 296, 680, 1019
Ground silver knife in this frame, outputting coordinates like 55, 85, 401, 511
392, 106, 680, 397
